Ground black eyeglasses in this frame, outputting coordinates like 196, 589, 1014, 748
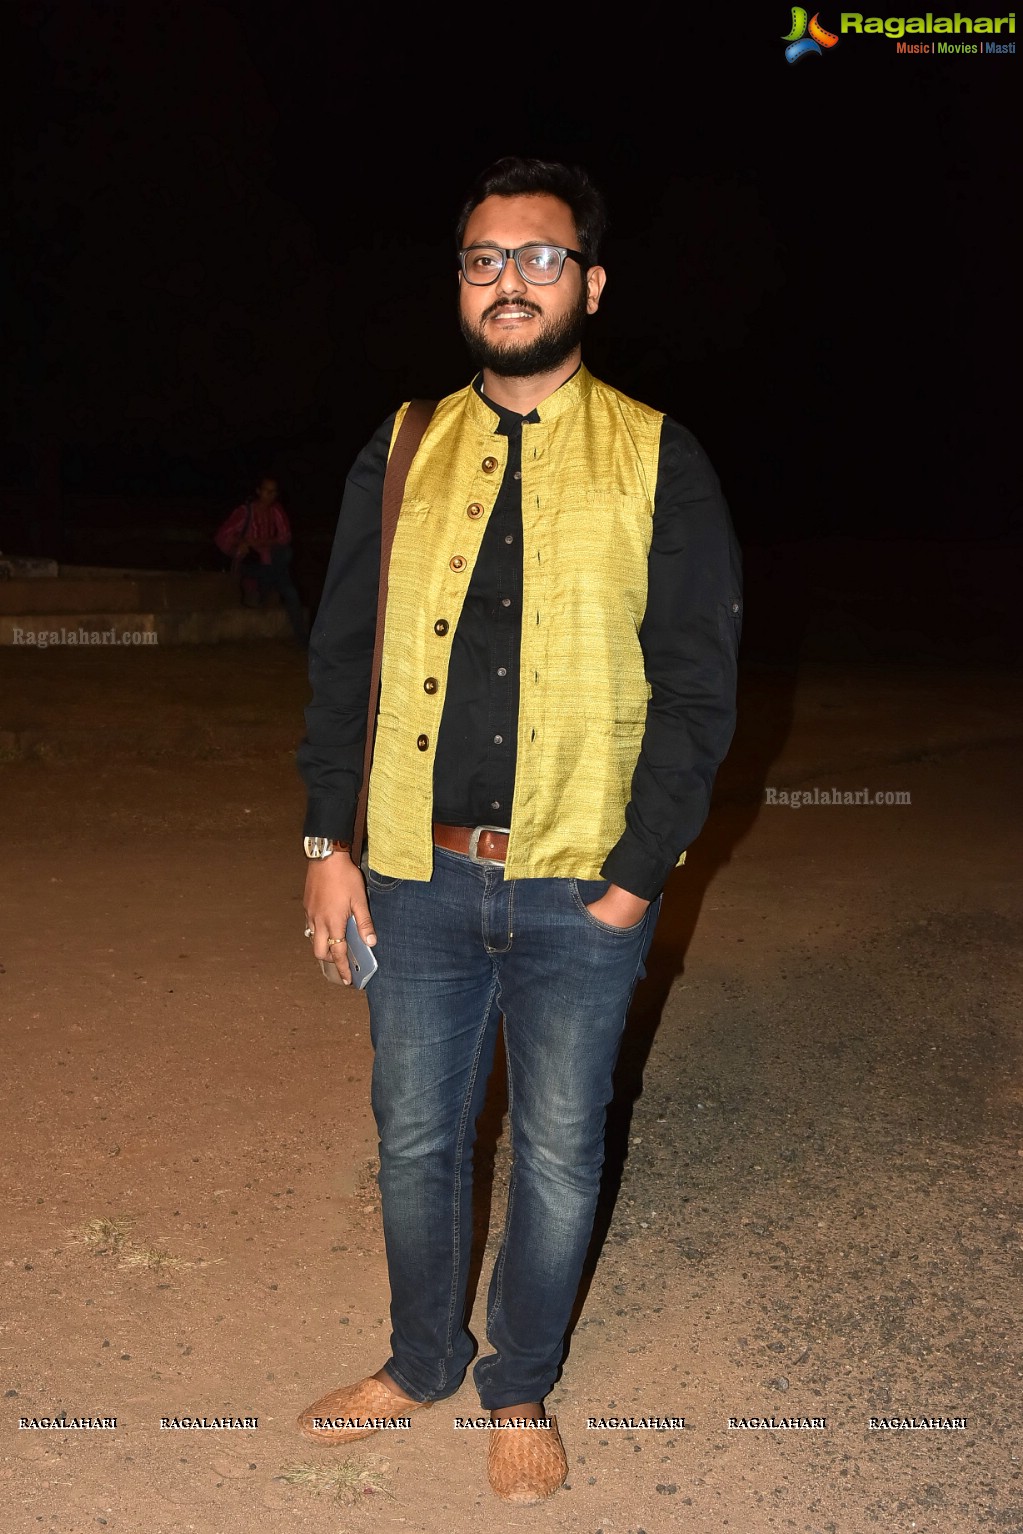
458, 243, 587, 286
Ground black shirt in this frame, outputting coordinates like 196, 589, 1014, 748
433, 382, 535, 824
298, 374, 742, 900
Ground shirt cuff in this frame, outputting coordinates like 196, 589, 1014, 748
302, 796, 357, 843
600, 837, 684, 902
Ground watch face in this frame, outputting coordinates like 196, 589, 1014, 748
303, 837, 330, 859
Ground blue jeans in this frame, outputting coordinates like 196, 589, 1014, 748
364, 845, 660, 1411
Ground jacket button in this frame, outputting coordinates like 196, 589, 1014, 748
423, 677, 438, 694
434, 618, 449, 636
481, 456, 498, 473
466, 502, 484, 519
449, 555, 467, 572
416, 734, 429, 751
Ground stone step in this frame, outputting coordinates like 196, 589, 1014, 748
0, 566, 244, 616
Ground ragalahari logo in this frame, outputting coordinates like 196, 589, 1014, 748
783, 8, 840, 61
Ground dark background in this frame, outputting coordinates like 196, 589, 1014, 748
2, 3, 1018, 656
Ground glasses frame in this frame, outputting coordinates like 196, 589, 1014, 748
458, 242, 588, 286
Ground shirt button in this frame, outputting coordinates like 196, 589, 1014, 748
490, 800, 501, 811
500, 597, 511, 608
504, 534, 513, 544
416, 734, 429, 751
434, 618, 449, 636
513, 471, 522, 480
497, 667, 507, 677
466, 502, 484, 519
493, 735, 503, 745
731, 600, 741, 613
481, 456, 498, 473
423, 677, 438, 694
449, 555, 467, 572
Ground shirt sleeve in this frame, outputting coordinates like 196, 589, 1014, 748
214, 505, 247, 557
296, 413, 395, 839
600, 418, 742, 900
269, 504, 292, 545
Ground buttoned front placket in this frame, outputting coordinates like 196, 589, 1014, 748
432, 405, 530, 826
479, 415, 524, 820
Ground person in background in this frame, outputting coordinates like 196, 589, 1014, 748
215, 474, 308, 644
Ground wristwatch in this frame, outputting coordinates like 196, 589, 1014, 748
303, 837, 352, 860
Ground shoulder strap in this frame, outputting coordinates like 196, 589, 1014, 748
352, 399, 438, 866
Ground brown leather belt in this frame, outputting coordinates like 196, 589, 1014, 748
433, 821, 510, 864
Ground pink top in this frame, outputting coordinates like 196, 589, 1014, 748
215, 501, 292, 565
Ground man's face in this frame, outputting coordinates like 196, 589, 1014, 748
256, 479, 278, 505
458, 193, 605, 378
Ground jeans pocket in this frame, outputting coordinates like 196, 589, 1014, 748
367, 866, 404, 892
570, 878, 648, 936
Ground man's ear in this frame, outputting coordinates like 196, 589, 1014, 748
585, 264, 607, 315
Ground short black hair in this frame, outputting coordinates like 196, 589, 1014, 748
455, 157, 608, 267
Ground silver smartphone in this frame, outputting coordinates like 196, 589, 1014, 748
319, 914, 379, 990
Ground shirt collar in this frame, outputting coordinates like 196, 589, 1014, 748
466, 363, 592, 432
472, 375, 539, 433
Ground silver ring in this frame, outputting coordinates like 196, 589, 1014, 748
303, 926, 314, 939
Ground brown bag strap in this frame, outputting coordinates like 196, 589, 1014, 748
352, 399, 438, 866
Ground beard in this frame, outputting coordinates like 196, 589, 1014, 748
459, 287, 589, 378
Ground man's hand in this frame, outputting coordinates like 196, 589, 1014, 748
584, 883, 650, 929
304, 850, 376, 986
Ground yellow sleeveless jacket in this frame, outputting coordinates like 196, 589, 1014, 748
367, 365, 664, 880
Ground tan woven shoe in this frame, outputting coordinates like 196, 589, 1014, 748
487, 1415, 568, 1503
297, 1374, 431, 1444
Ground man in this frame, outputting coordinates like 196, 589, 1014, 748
215, 474, 308, 644
296, 157, 741, 1503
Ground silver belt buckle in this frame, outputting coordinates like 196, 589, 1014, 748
468, 824, 510, 867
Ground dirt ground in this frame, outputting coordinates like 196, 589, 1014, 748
1, 643, 1021, 1534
